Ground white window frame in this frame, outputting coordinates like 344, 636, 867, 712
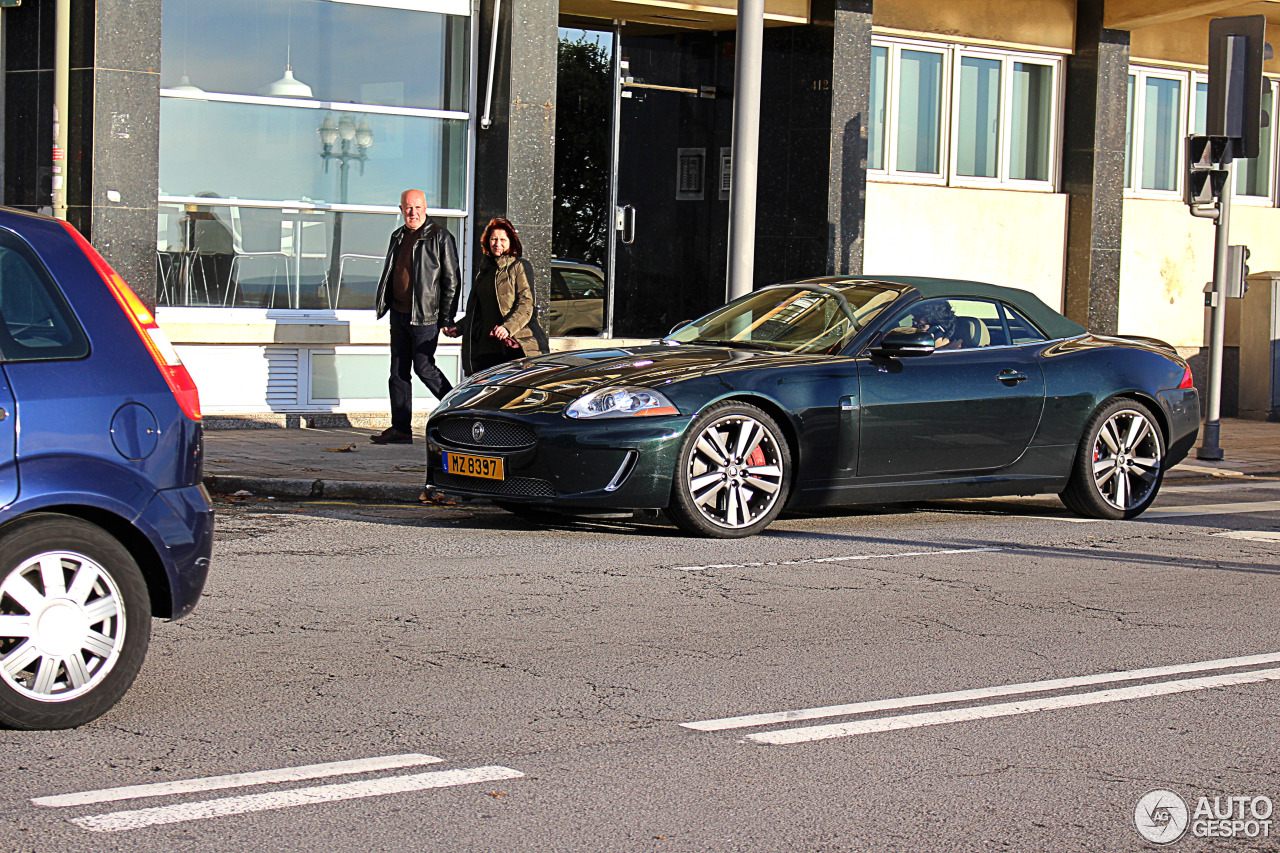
1125, 66, 1190, 200
948, 47, 1060, 191
872, 37, 950, 187
870, 35, 1062, 192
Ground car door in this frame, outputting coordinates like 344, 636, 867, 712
856, 298, 1046, 478
0, 365, 15, 507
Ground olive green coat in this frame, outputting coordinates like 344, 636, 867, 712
461, 255, 542, 372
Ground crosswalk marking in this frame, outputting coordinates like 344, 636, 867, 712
70, 766, 525, 833
683, 651, 1280, 733
672, 546, 1001, 572
1140, 500, 1280, 519
1211, 530, 1280, 542
746, 667, 1280, 744
33, 753, 444, 808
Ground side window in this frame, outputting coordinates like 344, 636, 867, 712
0, 230, 89, 362
887, 297, 1007, 350
549, 270, 572, 301
1001, 303, 1048, 344
560, 270, 602, 299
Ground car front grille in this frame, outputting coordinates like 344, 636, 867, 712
435, 417, 536, 450
435, 471, 555, 498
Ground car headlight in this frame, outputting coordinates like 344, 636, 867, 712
565, 386, 679, 418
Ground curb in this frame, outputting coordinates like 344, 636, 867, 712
204, 474, 427, 503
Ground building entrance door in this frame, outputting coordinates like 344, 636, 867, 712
554, 26, 731, 339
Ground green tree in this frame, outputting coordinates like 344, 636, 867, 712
554, 33, 612, 267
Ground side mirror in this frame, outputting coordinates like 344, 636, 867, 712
871, 327, 936, 358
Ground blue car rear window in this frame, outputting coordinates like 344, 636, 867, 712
0, 229, 89, 362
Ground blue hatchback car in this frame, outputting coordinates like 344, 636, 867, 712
0, 208, 213, 729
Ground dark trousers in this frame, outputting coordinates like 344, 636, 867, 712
388, 310, 453, 434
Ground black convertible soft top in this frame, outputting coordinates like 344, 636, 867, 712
809, 275, 1088, 341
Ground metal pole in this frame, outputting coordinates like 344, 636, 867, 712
605, 26, 621, 337
725, 0, 764, 302
1198, 161, 1233, 460
53, 0, 71, 220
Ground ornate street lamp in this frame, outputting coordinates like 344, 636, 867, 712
318, 114, 374, 301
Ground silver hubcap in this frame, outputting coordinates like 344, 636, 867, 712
0, 551, 126, 702
686, 414, 785, 529
1092, 409, 1162, 511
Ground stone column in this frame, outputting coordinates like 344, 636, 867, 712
824, 0, 872, 276
1061, 0, 1129, 334
473, 0, 558, 316
65, 0, 161, 305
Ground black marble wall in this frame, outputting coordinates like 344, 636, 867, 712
474, 0, 558, 317
822, 0, 871, 276
755, 24, 840, 286
2, 0, 160, 305
1062, 0, 1128, 334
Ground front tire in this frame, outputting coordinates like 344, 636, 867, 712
0, 515, 151, 730
1060, 399, 1166, 520
666, 401, 791, 538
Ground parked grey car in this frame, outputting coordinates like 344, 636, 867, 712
548, 260, 604, 336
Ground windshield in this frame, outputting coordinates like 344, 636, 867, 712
664, 284, 899, 354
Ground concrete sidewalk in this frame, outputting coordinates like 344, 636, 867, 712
202, 418, 1280, 504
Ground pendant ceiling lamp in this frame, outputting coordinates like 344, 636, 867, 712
265, 1, 313, 99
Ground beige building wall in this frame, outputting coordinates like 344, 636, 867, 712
1119, 201, 1280, 348
874, 0, 1075, 50
863, 182, 1068, 311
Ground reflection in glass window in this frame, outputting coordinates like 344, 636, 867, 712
0, 234, 89, 361
957, 56, 1000, 178
159, 99, 467, 208
869, 46, 887, 170
1010, 61, 1051, 181
1141, 76, 1182, 191
897, 50, 943, 174
160, 0, 469, 111
156, 203, 461, 310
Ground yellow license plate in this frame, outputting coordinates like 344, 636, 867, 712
443, 452, 505, 481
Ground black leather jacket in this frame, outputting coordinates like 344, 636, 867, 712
374, 218, 461, 327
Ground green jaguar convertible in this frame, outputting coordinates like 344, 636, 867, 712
425, 276, 1200, 538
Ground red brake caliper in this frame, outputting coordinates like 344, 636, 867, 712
747, 447, 766, 467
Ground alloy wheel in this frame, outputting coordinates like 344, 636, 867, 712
0, 550, 127, 703
685, 413, 786, 530
1091, 408, 1162, 511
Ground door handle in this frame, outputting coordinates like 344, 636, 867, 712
997, 369, 1028, 383
616, 204, 636, 244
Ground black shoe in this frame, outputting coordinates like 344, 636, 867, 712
370, 428, 413, 445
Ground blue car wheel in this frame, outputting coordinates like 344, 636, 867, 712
0, 515, 152, 730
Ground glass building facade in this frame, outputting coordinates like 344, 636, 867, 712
156, 0, 472, 312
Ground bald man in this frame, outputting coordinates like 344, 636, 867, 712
371, 189, 460, 446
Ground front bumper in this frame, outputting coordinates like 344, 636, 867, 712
426, 411, 691, 509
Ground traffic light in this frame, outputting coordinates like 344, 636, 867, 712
1185, 135, 1231, 205
1226, 245, 1251, 298
1207, 15, 1271, 159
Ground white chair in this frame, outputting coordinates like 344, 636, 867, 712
224, 207, 291, 308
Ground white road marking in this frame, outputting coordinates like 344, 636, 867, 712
69, 766, 525, 833
746, 667, 1280, 744
1174, 463, 1245, 477
672, 546, 1001, 572
33, 753, 444, 808
683, 651, 1280, 732
1163, 480, 1280, 493
1140, 500, 1280, 519
1211, 530, 1280, 543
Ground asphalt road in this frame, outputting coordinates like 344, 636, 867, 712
3, 477, 1280, 852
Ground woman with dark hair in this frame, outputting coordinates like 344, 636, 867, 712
912, 299, 963, 350
443, 218, 546, 374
